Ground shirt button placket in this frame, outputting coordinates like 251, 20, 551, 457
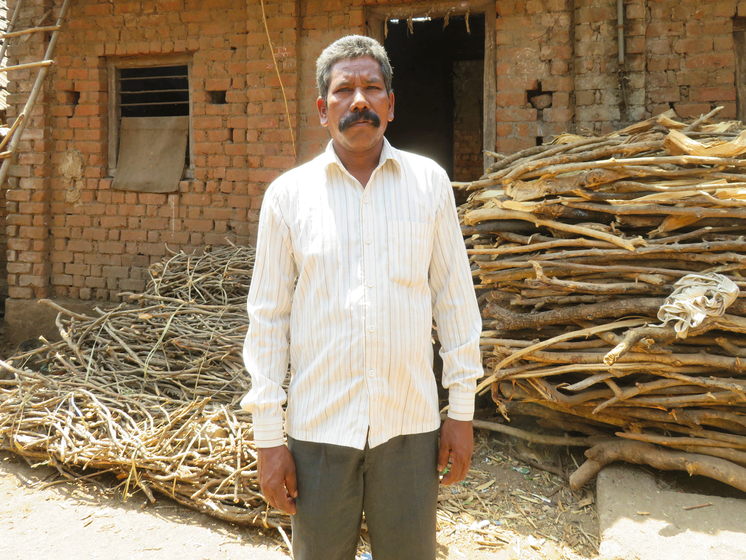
362, 189, 376, 396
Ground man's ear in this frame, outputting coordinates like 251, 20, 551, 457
387, 91, 395, 123
317, 97, 329, 127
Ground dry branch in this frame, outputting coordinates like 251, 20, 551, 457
569, 440, 746, 492
460, 111, 746, 493
0, 245, 294, 529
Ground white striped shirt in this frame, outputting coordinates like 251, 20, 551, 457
241, 139, 483, 449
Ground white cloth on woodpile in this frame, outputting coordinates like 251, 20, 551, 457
241, 138, 483, 450
657, 272, 740, 338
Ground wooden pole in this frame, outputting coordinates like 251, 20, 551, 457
0, 0, 73, 187
0, 59, 54, 73
0, 0, 23, 66
0, 25, 61, 40
0, 112, 24, 151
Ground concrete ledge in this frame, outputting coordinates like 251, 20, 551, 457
3, 298, 99, 347
597, 463, 746, 560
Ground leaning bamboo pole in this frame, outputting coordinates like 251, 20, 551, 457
0, 0, 23, 65
0, 0, 73, 187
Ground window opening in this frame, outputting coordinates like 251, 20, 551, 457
108, 59, 193, 182
119, 65, 190, 117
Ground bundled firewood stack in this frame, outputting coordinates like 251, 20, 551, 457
461, 108, 746, 491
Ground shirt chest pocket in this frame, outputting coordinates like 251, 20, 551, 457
387, 221, 434, 287
292, 207, 341, 270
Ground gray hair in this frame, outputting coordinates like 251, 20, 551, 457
316, 35, 393, 101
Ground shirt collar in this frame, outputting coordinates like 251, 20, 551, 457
321, 137, 402, 180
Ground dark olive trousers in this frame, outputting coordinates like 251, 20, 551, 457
287, 430, 440, 560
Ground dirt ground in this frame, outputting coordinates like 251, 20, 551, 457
0, 449, 288, 560
0, 425, 598, 560
431, 428, 598, 560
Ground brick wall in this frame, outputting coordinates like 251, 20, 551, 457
492, 0, 743, 151
3, 0, 746, 313
574, 0, 626, 133
5, 0, 53, 302
646, 0, 739, 120
6, 0, 299, 302
494, 0, 575, 153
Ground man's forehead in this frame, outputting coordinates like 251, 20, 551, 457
329, 56, 384, 83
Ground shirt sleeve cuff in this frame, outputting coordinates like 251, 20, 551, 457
251, 415, 285, 448
447, 387, 475, 421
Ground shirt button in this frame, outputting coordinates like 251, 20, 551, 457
368, 325, 375, 332
367, 280, 374, 288
367, 369, 375, 377
365, 237, 372, 244
363, 196, 369, 204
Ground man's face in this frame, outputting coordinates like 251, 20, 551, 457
317, 56, 395, 156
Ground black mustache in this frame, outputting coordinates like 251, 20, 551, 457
338, 109, 381, 132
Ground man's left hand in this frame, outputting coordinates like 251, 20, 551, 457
437, 418, 473, 485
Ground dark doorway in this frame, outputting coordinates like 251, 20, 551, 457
384, 14, 485, 181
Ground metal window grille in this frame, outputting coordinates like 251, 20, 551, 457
119, 65, 189, 118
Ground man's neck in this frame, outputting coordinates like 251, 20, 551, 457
332, 139, 384, 188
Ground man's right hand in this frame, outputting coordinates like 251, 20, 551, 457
257, 445, 298, 514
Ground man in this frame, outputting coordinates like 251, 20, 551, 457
241, 35, 483, 560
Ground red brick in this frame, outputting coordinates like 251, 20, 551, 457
65, 264, 91, 276
495, 107, 538, 122
543, 107, 574, 123
85, 4, 112, 16
98, 242, 125, 254
692, 87, 736, 102
686, 52, 734, 69
19, 275, 48, 288
100, 216, 128, 228
5, 188, 27, 204
646, 21, 685, 37
8, 286, 34, 298
120, 230, 148, 242
66, 215, 92, 228
496, 91, 527, 107
264, 156, 295, 168
137, 243, 167, 256
68, 240, 94, 252
181, 193, 211, 206
18, 226, 46, 239
84, 277, 107, 288
7, 262, 31, 274
134, 215, 167, 230
674, 103, 712, 118
181, 218, 213, 232
674, 37, 713, 54
225, 169, 249, 182
192, 115, 224, 129
138, 193, 167, 205
18, 202, 45, 214
204, 207, 234, 220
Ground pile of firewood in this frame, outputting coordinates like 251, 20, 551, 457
0, 245, 295, 537
461, 108, 746, 491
